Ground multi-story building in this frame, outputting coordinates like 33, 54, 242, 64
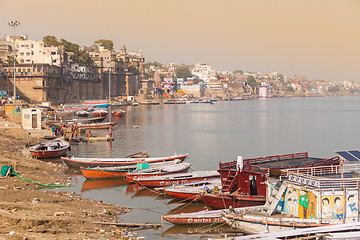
16, 40, 63, 66
191, 63, 216, 83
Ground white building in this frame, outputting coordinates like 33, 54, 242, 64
15, 39, 63, 66
191, 63, 216, 83
259, 82, 267, 98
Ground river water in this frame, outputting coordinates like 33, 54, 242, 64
59, 96, 360, 239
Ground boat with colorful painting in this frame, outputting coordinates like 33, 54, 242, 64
29, 139, 70, 159
161, 179, 221, 202
61, 153, 188, 168
82, 162, 190, 179
83, 100, 110, 108
162, 205, 262, 225
125, 162, 192, 182
201, 152, 340, 210
132, 171, 220, 187
222, 159, 360, 234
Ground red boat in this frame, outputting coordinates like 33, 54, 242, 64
111, 109, 126, 117
125, 163, 192, 182
29, 139, 70, 159
201, 152, 340, 210
132, 171, 220, 187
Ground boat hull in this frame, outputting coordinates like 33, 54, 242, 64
201, 192, 266, 210
223, 214, 322, 235
77, 122, 117, 129
81, 167, 131, 179
30, 148, 69, 159
125, 164, 192, 183
163, 190, 200, 202
61, 154, 188, 168
134, 175, 219, 188
86, 137, 114, 142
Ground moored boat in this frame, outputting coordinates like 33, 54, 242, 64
76, 122, 117, 129
162, 205, 262, 225
85, 136, 114, 142
81, 162, 190, 179
201, 152, 340, 210
111, 109, 126, 117
132, 171, 220, 187
61, 153, 188, 168
29, 139, 70, 159
92, 109, 108, 117
162, 179, 221, 202
125, 162, 192, 182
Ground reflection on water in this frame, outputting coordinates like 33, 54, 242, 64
81, 178, 128, 192
63, 97, 360, 239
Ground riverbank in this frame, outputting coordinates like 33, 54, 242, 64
0, 126, 131, 240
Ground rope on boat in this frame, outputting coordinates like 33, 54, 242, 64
1, 165, 73, 188
198, 212, 224, 239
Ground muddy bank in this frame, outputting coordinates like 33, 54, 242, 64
0, 128, 134, 240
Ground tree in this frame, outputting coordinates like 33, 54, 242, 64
6, 56, 18, 64
233, 70, 243, 74
246, 75, 259, 90
175, 67, 192, 80
94, 39, 114, 51
60, 39, 92, 65
327, 85, 340, 92
43, 35, 60, 46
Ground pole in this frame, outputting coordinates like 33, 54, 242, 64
8, 21, 20, 103
109, 68, 111, 102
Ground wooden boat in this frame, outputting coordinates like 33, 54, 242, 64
162, 179, 221, 202
201, 152, 340, 210
68, 117, 106, 124
234, 222, 360, 240
85, 136, 114, 142
75, 110, 89, 117
80, 161, 189, 179
132, 171, 220, 187
111, 109, 126, 117
29, 139, 70, 159
162, 205, 262, 225
84, 100, 110, 108
61, 153, 188, 168
125, 163, 192, 182
223, 209, 323, 235
92, 109, 108, 117
76, 122, 117, 129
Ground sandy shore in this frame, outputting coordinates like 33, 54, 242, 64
0, 125, 135, 240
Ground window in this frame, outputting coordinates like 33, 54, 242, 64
26, 59, 30, 62
51, 52, 56, 55
20, 52, 24, 56
26, 52, 30, 56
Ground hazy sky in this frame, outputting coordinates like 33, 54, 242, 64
2, 0, 360, 81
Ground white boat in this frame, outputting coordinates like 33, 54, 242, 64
61, 153, 189, 168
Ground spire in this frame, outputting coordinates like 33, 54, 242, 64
120, 44, 126, 54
